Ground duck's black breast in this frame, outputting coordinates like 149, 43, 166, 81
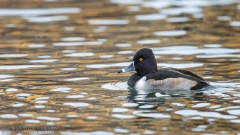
127, 73, 142, 87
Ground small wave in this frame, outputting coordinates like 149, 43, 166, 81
101, 82, 128, 90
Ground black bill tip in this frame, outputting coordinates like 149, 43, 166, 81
118, 70, 123, 73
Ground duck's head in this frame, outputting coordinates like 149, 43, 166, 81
118, 48, 157, 76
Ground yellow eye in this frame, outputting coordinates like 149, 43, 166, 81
139, 57, 143, 62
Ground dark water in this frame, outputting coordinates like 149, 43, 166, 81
0, 0, 240, 134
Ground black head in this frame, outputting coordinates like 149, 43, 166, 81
133, 48, 157, 76
118, 48, 157, 76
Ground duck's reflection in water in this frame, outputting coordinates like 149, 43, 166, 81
127, 87, 207, 107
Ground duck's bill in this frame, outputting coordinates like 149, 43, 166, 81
118, 61, 135, 73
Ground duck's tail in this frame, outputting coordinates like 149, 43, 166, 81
191, 81, 211, 90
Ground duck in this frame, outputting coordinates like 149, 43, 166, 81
118, 48, 210, 90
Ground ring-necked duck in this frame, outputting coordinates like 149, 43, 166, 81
118, 48, 209, 90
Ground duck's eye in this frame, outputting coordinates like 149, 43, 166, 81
139, 57, 143, 62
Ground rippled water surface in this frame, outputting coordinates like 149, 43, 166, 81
0, 0, 240, 134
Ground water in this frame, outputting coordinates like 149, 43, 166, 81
153, 30, 187, 36
88, 20, 130, 25
53, 41, 102, 46
24, 16, 69, 23
135, 14, 167, 21
28, 44, 46, 48
0, 8, 81, 16
0, 0, 240, 134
